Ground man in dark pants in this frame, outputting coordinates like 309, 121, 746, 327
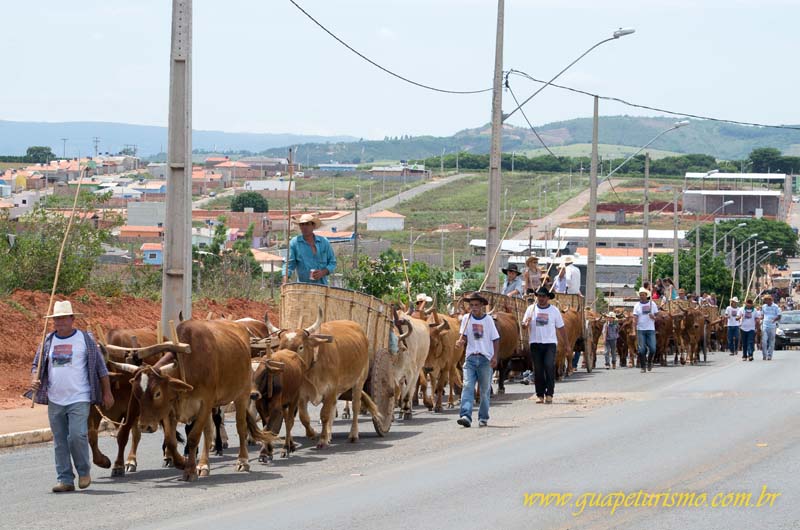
633, 287, 658, 372
522, 287, 567, 404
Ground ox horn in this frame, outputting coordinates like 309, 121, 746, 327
423, 295, 436, 316
304, 306, 324, 335
264, 312, 281, 335
106, 360, 140, 374
397, 319, 412, 341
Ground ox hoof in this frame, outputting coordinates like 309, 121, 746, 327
198, 466, 210, 477
96, 457, 111, 469
498, 387, 505, 395
125, 462, 137, 473
163, 458, 174, 468
235, 461, 250, 472
181, 470, 198, 482
258, 454, 272, 464
434, 406, 442, 413
222, 442, 229, 449
111, 466, 125, 477
213, 449, 223, 457
305, 430, 318, 440
402, 411, 412, 421
316, 442, 329, 449
348, 435, 359, 443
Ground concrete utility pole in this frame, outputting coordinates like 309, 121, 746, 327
161, 0, 193, 328
643, 152, 650, 282
60, 138, 68, 159
484, 0, 504, 292
92, 137, 100, 159
673, 189, 680, 288
695, 212, 701, 295
586, 96, 599, 309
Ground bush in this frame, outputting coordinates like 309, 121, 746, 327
231, 192, 268, 212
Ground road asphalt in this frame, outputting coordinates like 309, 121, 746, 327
2, 349, 798, 530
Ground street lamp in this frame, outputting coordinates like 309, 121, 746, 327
603, 120, 691, 182
695, 200, 734, 295
701, 222, 747, 259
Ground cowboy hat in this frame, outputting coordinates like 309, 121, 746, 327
45, 300, 81, 318
730, 296, 739, 303
525, 255, 539, 266
605, 312, 617, 318
501, 263, 520, 275
533, 286, 555, 299
415, 293, 433, 303
291, 213, 322, 229
562, 255, 575, 265
463, 292, 489, 305
638, 287, 651, 296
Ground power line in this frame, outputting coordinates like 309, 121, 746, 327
507, 69, 800, 131
504, 77, 558, 158
288, 0, 492, 95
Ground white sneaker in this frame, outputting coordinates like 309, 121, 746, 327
478, 420, 488, 428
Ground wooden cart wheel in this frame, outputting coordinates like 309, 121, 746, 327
369, 348, 394, 436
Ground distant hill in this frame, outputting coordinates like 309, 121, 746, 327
0, 120, 357, 157
259, 116, 800, 164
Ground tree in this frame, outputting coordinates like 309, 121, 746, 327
749, 148, 782, 173
231, 192, 268, 212
650, 251, 741, 303
25, 146, 55, 164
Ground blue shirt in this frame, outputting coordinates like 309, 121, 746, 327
283, 233, 337, 285
760, 303, 781, 330
502, 276, 524, 298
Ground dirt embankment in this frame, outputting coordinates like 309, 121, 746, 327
0, 289, 278, 410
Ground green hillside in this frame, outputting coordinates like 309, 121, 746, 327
520, 143, 680, 160
259, 116, 800, 165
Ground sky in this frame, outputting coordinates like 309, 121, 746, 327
3, 0, 799, 140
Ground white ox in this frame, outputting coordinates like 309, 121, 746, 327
393, 310, 436, 420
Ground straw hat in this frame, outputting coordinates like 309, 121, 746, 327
638, 287, 651, 296
605, 312, 617, 318
45, 300, 81, 318
415, 293, 433, 303
562, 255, 575, 265
291, 213, 321, 229
730, 296, 739, 303
525, 256, 539, 266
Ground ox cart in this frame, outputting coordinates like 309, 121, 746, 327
279, 283, 395, 435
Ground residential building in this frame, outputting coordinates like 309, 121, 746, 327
141, 243, 163, 265
128, 202, 166, 227
682, 172, 789, 219
552, 228, 688, 250
366, 210, 405, 231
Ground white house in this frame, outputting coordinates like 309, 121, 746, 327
244, 179, 294, 192
366, 210, 405, 231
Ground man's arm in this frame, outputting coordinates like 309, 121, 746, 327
556, 325, 567, 346
100, 375, 114, 409
491, 339, 499, 369
282, 239, 297, 283
323, 238, 337, 276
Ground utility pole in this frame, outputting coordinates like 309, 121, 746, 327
586, 96, 599, 309
673, 188, 679, 288
695, 212, 701, 295
92, 137, 100, 159
60, 138, 68, 159
353, 192, 359, 268
456, 151, 459, 174
441, 147, 445, 176
484, 0, 504, 292
643, 152, 650, 282
161, 0, 193, 327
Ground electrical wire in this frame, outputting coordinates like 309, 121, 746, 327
507, 69, 800, 131
505, 76, 559, 158
288, 0, 492, 95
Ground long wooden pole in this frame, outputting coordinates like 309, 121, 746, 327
31, 165, 89, 407
283, 148, 294, 284
400, 252, 412, 305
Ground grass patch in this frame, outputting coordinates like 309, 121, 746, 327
5, 299, 35, 319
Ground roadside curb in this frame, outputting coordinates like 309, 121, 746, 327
0, 420, 113, 450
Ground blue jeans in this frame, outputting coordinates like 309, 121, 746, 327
762, 328, 777, 359
741, 329, 755, 358
637, 329, 656, 367
459, 354, 492, 423
727, 326, 740, 354
48, 401, 91, 485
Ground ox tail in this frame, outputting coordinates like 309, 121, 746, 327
359, 392, 383, 426
246, 409, 278, 445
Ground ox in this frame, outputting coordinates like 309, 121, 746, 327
250, 349, 306, 462
555, 308, 584, 380
131, 319, 273, 481
484, 307, 521, 394
393, 310, 432, 419
423, 309, 461, 413
265, 308, 382, 448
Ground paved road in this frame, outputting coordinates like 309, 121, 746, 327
192, 188, 235, 209
511, 179, 619, 240
3, 350, 798, 530
323, 172, 472, 232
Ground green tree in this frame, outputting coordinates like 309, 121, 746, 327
231, 192, 268, 212
650, 251, 741, 302
748, 147, 782, 173
25, 146, 56, 164
0, 206, 115, 294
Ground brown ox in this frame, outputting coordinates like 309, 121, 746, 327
265, 308, 382, 448
131, 319, 273, 481
679, 308, 705, 365
421, 309, 460, 413
250, 349, 306, 462
555, 308, 584, 380
585, 310, 604, 369
653, 312, 678, 366
617, 314, 638, 367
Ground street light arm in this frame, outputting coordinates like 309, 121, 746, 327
603, 125, 684, 181
505, 32, 629, 121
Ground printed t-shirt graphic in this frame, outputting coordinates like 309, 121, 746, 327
536, 312, 550, 326
51, 343, 74, 367
471, 323, 484, 339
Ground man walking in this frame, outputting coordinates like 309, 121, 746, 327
501, 263, 525, 298
738, 298, 757, 361
456, 293, 499, 428
522, 287, 567, 404
633, 287, 658, 372
758, 294, 781, 360
29, 301, 114, 493
724, 297, 741, 356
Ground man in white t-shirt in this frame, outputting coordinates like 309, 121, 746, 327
456, 293, 499, 428
724, 297, 741, 356
737, 298, 757, 361
633, 287, 658, 373
563, 255, 582, 296
522, 287, 567, 404
29, 301, 114, 493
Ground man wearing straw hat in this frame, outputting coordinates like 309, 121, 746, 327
724, 297, 741, 356
633, 287, 658, 373
522, 287, 566, 404
562, 255, 582, 296
283, 213, 337, 285
29, 300, 114, 493
757, 293, 781, 360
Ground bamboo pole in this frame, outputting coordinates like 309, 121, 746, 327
31, 165, 89, 407
400, 252, 412, 306
479, 212, 516, 292
283, 148, 294, 284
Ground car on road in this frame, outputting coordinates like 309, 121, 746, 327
775, 310, 800, 349
778, 264, 789, 271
